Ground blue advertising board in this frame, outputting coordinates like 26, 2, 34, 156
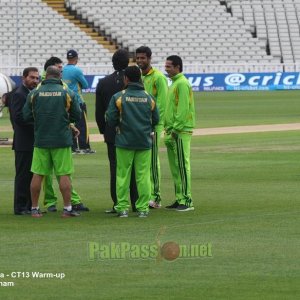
11, 72, 300, 92
185, 72, 300, 91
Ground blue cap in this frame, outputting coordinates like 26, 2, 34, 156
67, 49, 78, 59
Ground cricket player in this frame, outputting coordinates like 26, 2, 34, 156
164, 55, 195, 212
136, 46, 168, 208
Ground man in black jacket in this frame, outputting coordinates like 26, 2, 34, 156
95, 49, 138, 213
9, 67, 39, 215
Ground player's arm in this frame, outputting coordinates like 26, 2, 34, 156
173, 82, 191, 132
68, 90, 81, 123
105, 95, 120, 127
155, 75, 168, 121
76, 69, 88, 89
151, 97, 160, 128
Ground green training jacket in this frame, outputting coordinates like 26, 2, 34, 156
106, 82, 159, 150
22, 78, 81, 148
142, 67, 168, 130
164, 73, 195, 133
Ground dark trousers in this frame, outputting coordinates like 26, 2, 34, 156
14, 151, 33, 213
107, 143, 138, 211
73, 103, 91, 150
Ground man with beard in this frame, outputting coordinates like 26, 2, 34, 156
9, 67, 39, 215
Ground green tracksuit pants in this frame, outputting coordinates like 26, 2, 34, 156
43, 174, 81, 208
151, 128, 162, 203
164, 132, 193, 207
115, 147, 151, 213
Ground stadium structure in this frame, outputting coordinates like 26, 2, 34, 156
1, 0, 300, 77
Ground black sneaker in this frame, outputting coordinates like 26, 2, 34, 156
82, 149, 96, 154
47, 205, 57, 212
176, 204, 195, 212
15, 210, 31, 215
72, 203, 90, 211
165, 201, 179, 209
62, 209, 80, 218
72, 149, 82, 154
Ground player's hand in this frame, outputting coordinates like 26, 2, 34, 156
70, 124, 80, 138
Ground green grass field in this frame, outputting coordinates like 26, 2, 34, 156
0, 91, 299, 299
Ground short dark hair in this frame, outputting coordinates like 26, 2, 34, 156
135, 46, 152, 58
23, 67, 39, 77
124, 66, 141, 82
46, 66, 61, 79
44, 57, 63, 71
166, 55, 183, 72
112, 49, 129, 71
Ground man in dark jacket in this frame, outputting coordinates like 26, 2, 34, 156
95, 49, 138, 213
106, 66, 159, 218
9, 67, 39, 215
23, 66, 81, 218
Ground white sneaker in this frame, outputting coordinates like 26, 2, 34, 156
149, 200, 161, 208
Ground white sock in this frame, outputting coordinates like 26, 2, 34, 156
64, 206, 72, 211
31, 207, 39, 210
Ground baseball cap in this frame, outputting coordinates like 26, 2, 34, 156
67, 49, 78, 59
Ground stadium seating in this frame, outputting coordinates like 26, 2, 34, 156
2, 0, 300, 74
66, 0, 278, 69
0, 0, 112, 73
224, 0, 300, 64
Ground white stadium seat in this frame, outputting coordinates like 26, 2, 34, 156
1, 0, 299, 73
0, 0, 112, 70
224, 0, 300, 63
